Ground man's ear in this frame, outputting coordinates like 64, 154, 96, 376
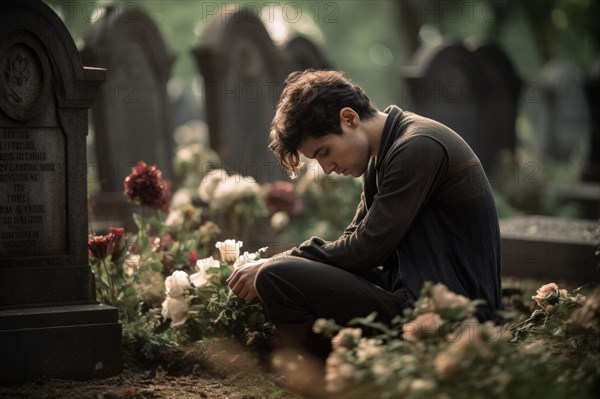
339, 107, 359, 128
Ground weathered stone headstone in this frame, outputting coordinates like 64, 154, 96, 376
193, 10, 285, 183
500, 216, 599, 283
283, 36, 332, 75
403, 41, 521, 173
536, 61, 589, 161
0, 0, 121, 383
81, 6, 175, 229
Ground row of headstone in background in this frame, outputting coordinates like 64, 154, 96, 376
403, 41, 521, 174
81, 6, 175, 231
0, 0, 121, 383
404, 41, 598, 220
82, 7, 331, 231
192, 11, 331, 185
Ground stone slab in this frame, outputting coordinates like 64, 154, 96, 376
500, 215, 599, 283
0, 304, 122, 384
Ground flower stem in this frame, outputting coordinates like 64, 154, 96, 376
139, 206, 146, 251
101, 258, 116, 304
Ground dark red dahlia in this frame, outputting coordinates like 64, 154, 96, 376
123, 161, 171, 211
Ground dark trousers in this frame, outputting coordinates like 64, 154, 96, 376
255, 255, 410, 359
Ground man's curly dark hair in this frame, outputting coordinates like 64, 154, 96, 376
268, 69, 377, 177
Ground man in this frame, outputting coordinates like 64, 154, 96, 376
227, 70, 502, 358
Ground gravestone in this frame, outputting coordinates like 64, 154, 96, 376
529, 60, 589, 161
0, 0, 121, 383
193, 9, 285, 183
582, 59, 600, 183
500, 216, 599, 283
81, 6, 175, 230
283, 36, 332, 75
473, 43, 520, 169
403, 41, 520, 173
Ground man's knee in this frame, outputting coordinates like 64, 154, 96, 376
255, 259, 288, 297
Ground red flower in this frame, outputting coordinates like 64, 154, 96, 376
88, 234, 112, 259
161, 254, 174, 272
263, 181, 302, 215
109, 227, 126, 258
123, 161, 171, 211
88, 228, 128, 260
152, 234, 174, 253
188, 249, 198, 266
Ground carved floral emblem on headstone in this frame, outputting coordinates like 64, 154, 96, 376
4, 51, 32, 103
0, 44, 43, 120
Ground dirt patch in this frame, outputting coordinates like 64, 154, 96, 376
0, 347, 301, 399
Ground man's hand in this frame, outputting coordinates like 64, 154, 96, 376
226, 258, 268, 302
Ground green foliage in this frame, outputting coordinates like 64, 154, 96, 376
316, 282, 600, 398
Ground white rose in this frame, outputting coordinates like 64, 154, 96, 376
210, 175, 260, 210
233, 251, 258, 269
165, 270, 190, 297
198, 169, 228, 203
170, 188, 193, 209
215, 239, 243, 263
190, 256, 221, 287
161, 296, 189, 326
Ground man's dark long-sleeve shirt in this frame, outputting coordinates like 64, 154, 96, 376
289, 105, 502, 320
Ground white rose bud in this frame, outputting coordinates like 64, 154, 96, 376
215, 239, 243, 263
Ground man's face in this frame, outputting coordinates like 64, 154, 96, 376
298, 124, 370, 178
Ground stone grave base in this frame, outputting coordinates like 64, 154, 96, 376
0, 304, 122, 384
500, 215, 599, 283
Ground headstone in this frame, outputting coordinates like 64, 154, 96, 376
403, 41, 521, 173
192, 10, 285, 183
81, 6, 175, 230
500, 216, 599, 283
283, 36, 332, 75
529, 60, 589, 161
473, 43, 520, 168
582, 59, 600, 183
0, 0, 121, 383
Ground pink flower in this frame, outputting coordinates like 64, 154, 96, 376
532, 282, 559, 309
402, 312, 442, 342
123, 161, 171, 211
